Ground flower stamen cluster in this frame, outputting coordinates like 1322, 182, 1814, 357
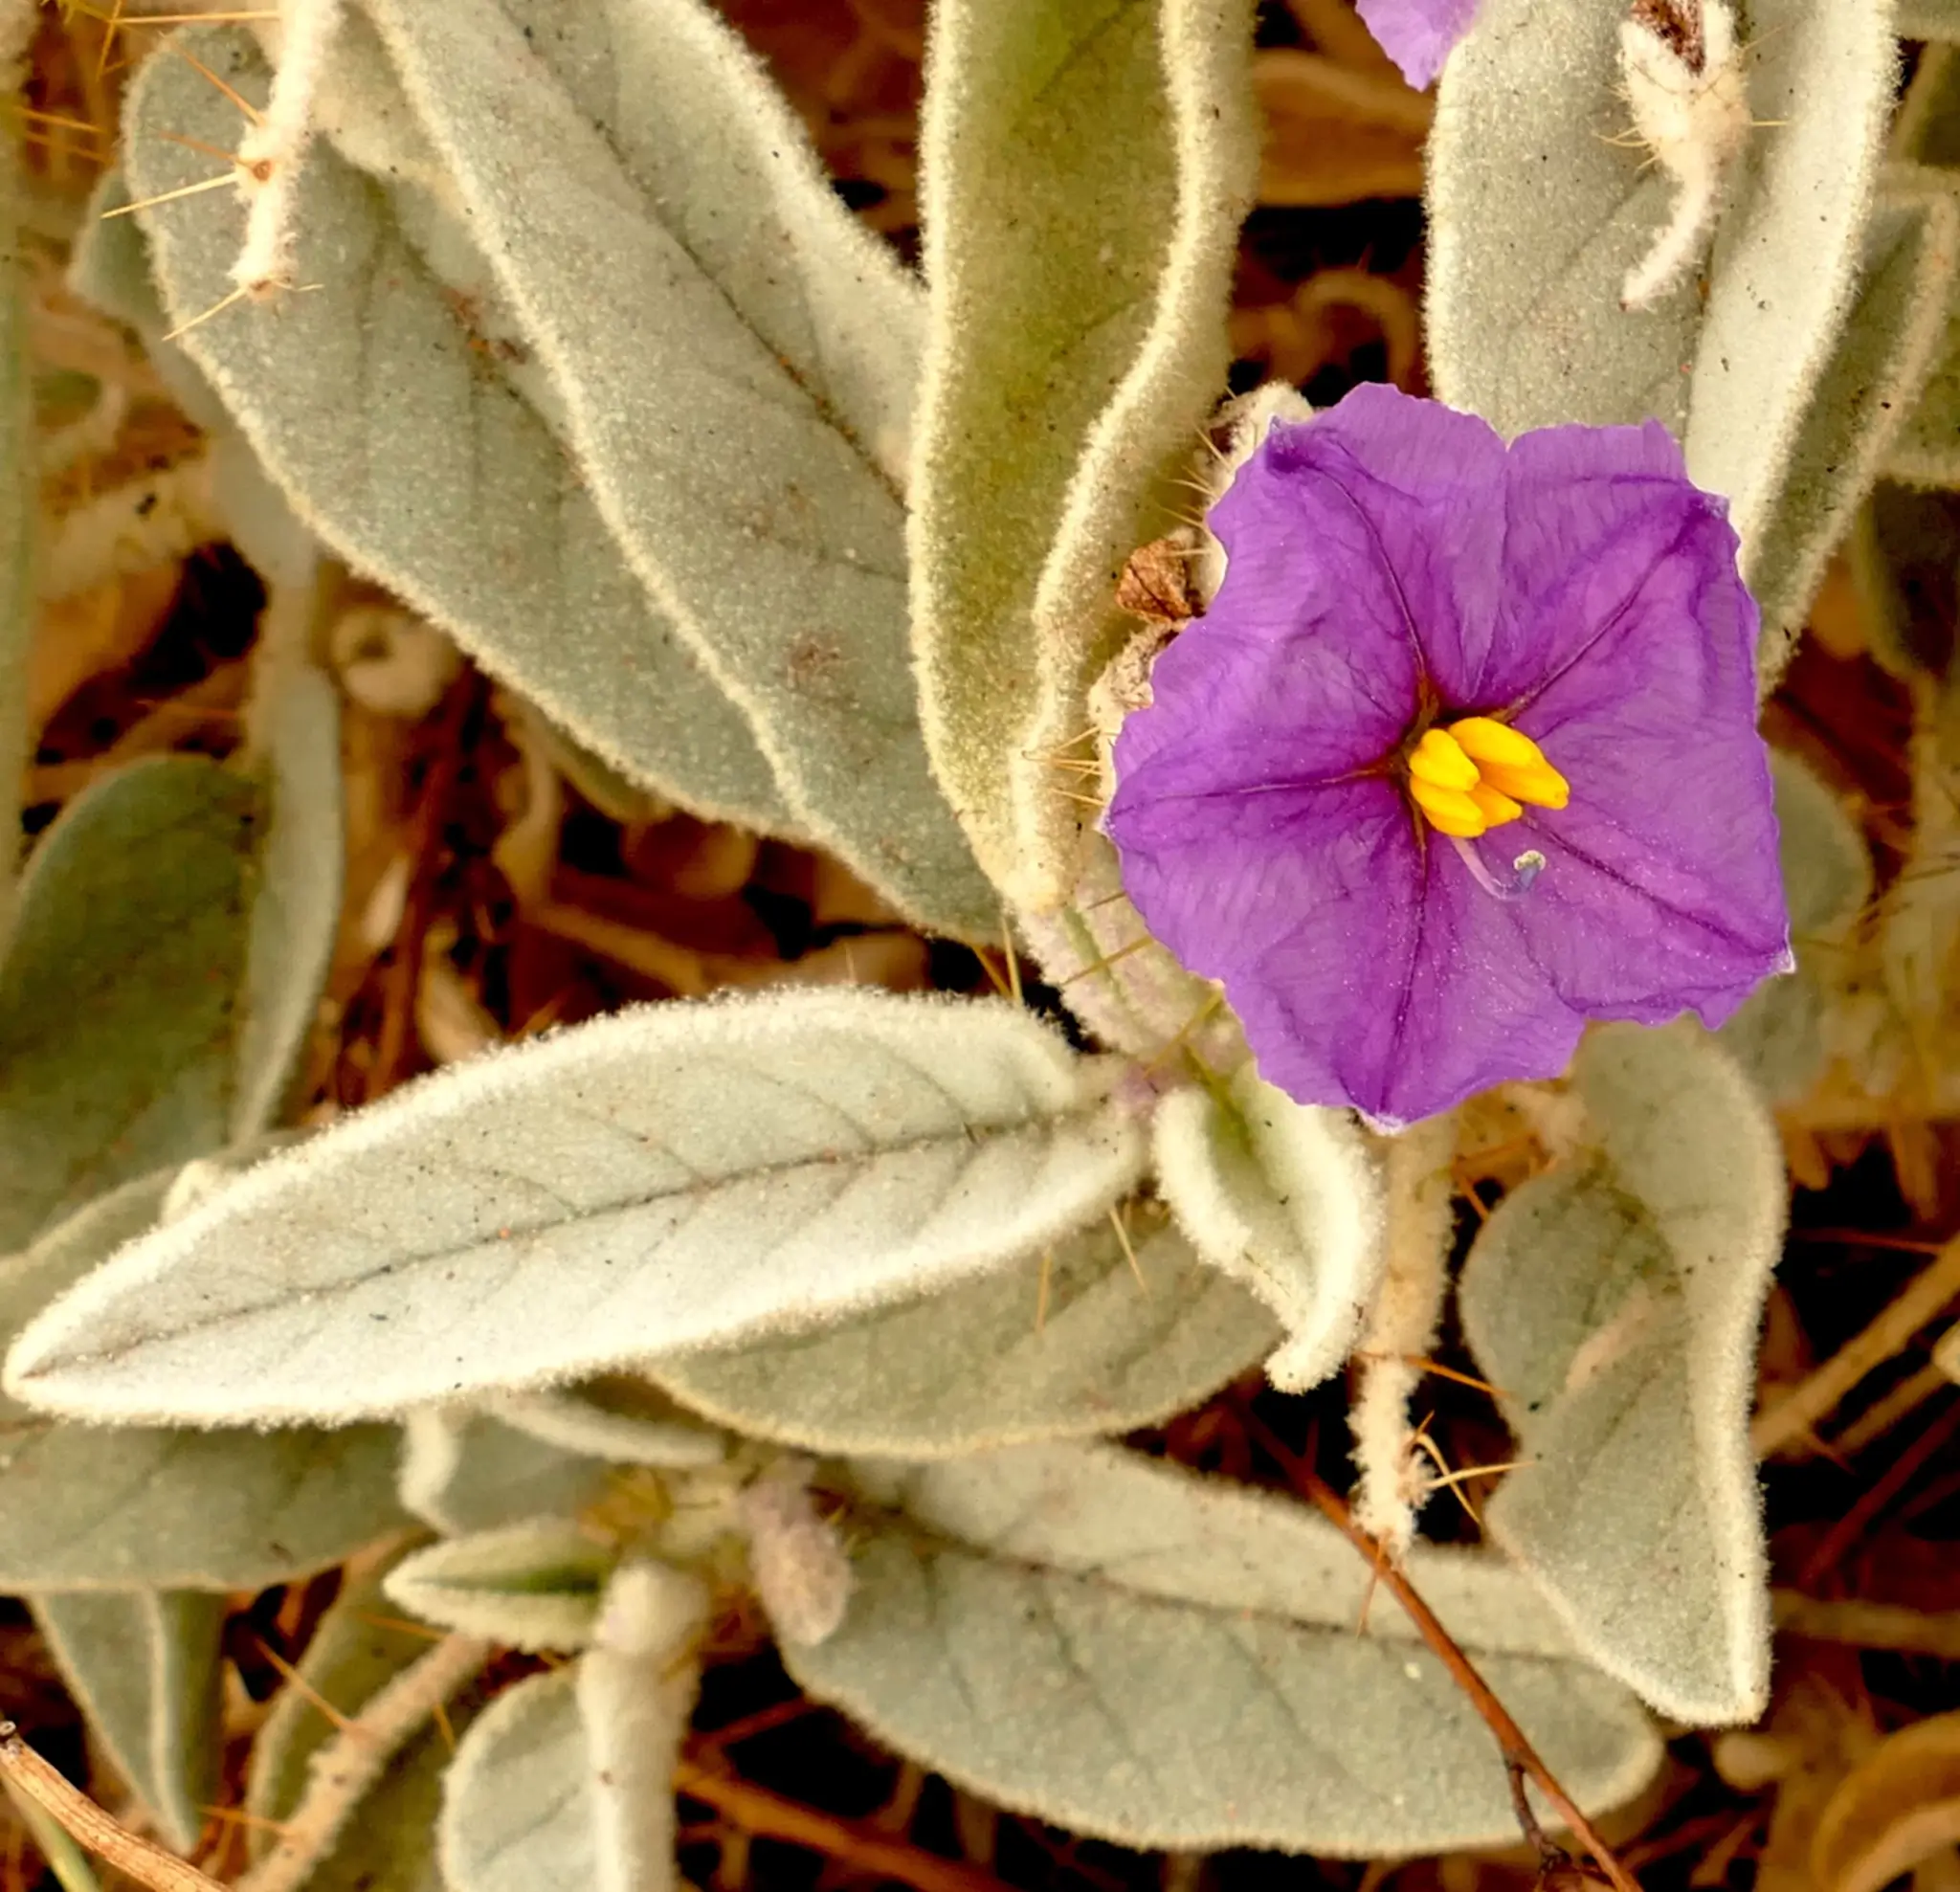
1406, 719, 1570, 838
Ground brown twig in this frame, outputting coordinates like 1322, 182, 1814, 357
674, 1758, 1015, 1892
1752, 1234, 1960, 1458
1234, 1411, 1641, 1892
0, 1724, 227, 1892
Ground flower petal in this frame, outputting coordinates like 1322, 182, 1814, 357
1240, 387, 1509, 721
1354, 0, 1481, 88
1437, 419, 1707, 710
1114, 776, 1580, 1127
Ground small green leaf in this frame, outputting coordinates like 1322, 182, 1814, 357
1150, 1068, 1384, 1391
31, 1590, 223, 1854
437, 1564, 705, 1892
398, 1407, 613, 1536
1459, 1024, 1787, 1725
910, 0, 1255, 906
385, 1520, 612, 1651
788, 1442, 1660, 1855
0, 758, 256, 1251
6, 992, 1144, 1425
646, 1206, 1277, 1457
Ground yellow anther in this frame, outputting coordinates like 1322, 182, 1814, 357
1408, 728, 1481, 792
1449, 717, 1542, 769
1467, 782, 1524, 827
1447, 716, 1570, 810
1409, 776, 1487, 837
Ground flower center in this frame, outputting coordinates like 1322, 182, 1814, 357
1406, 718, 1570, 838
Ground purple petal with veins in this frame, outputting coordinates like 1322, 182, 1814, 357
1104, 383, 1790, 1128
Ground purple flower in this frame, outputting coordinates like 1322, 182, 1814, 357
1355, 0, 1481, 88
1104, 384, 1791, 1129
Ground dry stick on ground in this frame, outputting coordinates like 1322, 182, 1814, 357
1752, 1234, 1960, 1458
673, 1759, 1015, 1892
1234, 1408, 1641, 1892
0, 1724, 227, 1892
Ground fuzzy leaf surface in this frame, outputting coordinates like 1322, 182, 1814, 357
1009, 0, 1258, 903
385, 1520, 611, 1651
911, 0, 1254, 904
233, 662, 345, 1138
123, 30, 791, 836
1747, 180, 1959, 651
0, 1172, 408, 1589
6, 992, 1143, 1425
439, 1584, 698, 1892
1718, 751, 1873, 1102
1428, 0, 1699, 434
245, 1544, 434, 1859
1431, 0, 1899, 668
645, 1208, 1277, 1457
476, 0, 925, 489
1685, 3, 1900, 632
491, 1385, 725, 1470
0, 757, 256, 1252
1459, 1025, 1786, 1725
398, 1407, 613, 1536
1151, 1068, 1383, 1391
31, 1590, 223, 1854
358, 0, 991, 936
789, 1442, 1660, 1855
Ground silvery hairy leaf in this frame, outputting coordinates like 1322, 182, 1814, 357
0, 757, 256, 1251
909, 0, 1257, 907
0, 664, 346, 1251
1746, 172, 1960, 657
353, 0, 992, 937
788, 1441, 1661, 1855
31, 1590, 224, 1854
398, 1407, 613, 1537
0, 1170, 408, 1589
233, 658, 345, 1139
122, 29, 792, 842
1429, 0, 1900, 677
384, 1519, 612, 1652
1459, 1024, 1787, 1725
1151, 1067, 1385, 1391
489, 1385, 725, 1471
245, 1544, 437, 1865
5, 991, 1145, 1425
438, 1563, 705, 1892
644, 1205, 1277, 1458
1718, 750, 1873, 1102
